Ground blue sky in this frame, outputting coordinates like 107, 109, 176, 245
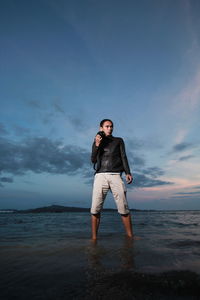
1, 0, 200, 210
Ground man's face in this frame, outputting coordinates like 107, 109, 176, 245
100, 121, 113, 136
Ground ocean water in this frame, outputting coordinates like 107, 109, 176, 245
1, 210, 200, 299
1, 210, 200, 273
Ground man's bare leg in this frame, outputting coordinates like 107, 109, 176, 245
121, 214, 133, 238
91, 213, 101, 240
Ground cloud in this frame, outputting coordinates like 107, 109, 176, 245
172, 195, 200, 199
0, 177, 13, 188
126, 153, 145, 167
141, 167, 165, 178
178, 155, 195, 161
172, 142, 193, 152
132, 172, 173, 188
125, 140, 171, 187
125, 139, 147, 167
0, 177, 13, 183
0, 135, 173, 189
84, 170, 173, 188
131, 165, 173, 188
0, 136, 90, 180
174, 191, 200, 195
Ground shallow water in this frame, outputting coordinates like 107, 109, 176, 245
1, 211, 200, 299
1, 210, 200, 273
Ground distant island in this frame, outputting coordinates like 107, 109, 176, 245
0, 205, 144, 213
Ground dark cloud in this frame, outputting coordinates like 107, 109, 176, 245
82, 167, 95, 185
0, 135, 172, 189
172, 142, 193, 152
126, 152, 145, 167
0, 137, 90, 180
126, 137, 164, 169
133, 156, 145, 166
83, 170, 172, 188
0, 177, 13, 188
132, 172, 173, 188
172, 195, 199, 199
141, 167, 165, 178
0, 177, 13, 183
125, 139, 146, 167
174, 191, 200, 195
131, 165, 172, 187
178, 155, 195, 161
126, 150, 170, 187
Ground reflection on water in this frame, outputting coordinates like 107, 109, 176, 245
86, 237, 135, 271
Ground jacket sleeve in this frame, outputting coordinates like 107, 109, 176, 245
91, 141, 99, 163
119, 138, 131, 175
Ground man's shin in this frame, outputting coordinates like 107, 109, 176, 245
91, 213, 101, 239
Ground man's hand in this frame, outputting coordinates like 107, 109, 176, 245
95, 134, 102, 147
126, 174, 133, 184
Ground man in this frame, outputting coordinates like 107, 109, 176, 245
91, 119, 133, 240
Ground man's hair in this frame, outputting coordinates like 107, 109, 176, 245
100, 119, 113, 127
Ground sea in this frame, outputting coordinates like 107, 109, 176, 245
1, 210, 200, 299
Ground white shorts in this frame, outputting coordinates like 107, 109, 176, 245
91, 173, 130, 215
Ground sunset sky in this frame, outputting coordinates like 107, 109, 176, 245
1, 0, 200, 210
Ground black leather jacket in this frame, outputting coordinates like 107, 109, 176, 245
91, 135, 131, 175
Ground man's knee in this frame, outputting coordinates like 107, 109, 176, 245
91, 212, 101, 217
120, 213, 130, 217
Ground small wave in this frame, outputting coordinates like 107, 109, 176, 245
168, 240, 200, 248
155, 221, 200, 228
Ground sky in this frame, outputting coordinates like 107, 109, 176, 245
1, 0, 200, 210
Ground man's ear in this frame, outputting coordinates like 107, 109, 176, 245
99, 127, 103, 131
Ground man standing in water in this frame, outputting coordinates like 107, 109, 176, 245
91, 119, 133, 240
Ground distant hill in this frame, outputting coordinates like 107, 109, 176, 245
0, 205, 143, 213
19, 205, 90, 213
0, 205, 89, 213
